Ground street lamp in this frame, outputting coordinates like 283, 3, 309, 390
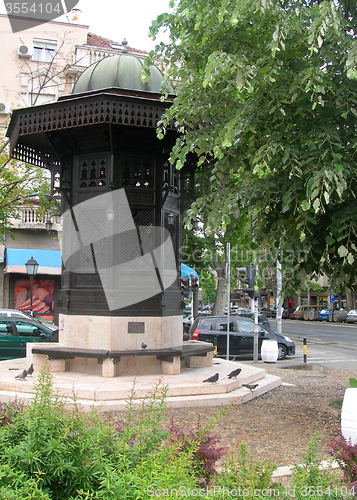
45, 216, 52, 231
167, 212, 175, 225
25, 256, 39, 317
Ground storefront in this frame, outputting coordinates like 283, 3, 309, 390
3, 248, 61, 324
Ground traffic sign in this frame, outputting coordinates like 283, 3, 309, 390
330, 294, 336, 303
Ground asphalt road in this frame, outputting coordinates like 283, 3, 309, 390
272, 319, 357, 370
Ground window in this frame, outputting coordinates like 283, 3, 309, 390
14, 321, 39, 337
237, 320, 256, 333
0, 321, 12, 335
32, 39, 57, 63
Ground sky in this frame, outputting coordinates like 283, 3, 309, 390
62, 0, 173, 51
1, 0, 173, 51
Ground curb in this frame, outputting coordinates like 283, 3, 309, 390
272, 460, 340, 479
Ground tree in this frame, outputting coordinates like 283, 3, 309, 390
146, 0, 357, 295
181, 168, 253, 314
0, 133, 52, 237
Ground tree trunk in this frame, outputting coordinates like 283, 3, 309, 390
346, 289, 353, 311
212, 255, 227, 316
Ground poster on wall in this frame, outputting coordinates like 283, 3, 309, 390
14, 279, 55, 322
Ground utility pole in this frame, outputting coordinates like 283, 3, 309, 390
226, 243, 231, 360
238, 264, 259, 362
276, 259, 282, 334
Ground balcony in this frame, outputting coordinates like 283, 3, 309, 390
8, 205, 61, 231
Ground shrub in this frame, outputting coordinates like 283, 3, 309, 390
168, 415, 225, 479
0, 364, 121, 499
330, 428, 357, 491
0, 464, 50, 499
0, 363, 350, 500
215, 442, 277, 499
0, 398, 25, 427
291, 433, 341, 500
0, 366, 203, 499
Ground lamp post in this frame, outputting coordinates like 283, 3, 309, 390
25, 256, 39, 317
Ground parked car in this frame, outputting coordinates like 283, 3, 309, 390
189, 316, 295, 360
0, 316, 58, 360
230, 307, 248, 314
283, 308, 295, 319
231, 311, 271, 329
346, 310, 357, 324
318, 308, 333, 321
0, 309, 58, 333
183, 311, 211, 333
270, 308, 277, 318
290, 305, 323, 320
260, 307, 274, 318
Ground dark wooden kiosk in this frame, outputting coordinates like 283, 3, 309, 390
7, 50, 214, 377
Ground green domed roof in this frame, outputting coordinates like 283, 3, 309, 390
72, 53, 169, 95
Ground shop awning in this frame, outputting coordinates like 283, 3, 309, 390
181, 263, 199, 280
4, 249, 62, 275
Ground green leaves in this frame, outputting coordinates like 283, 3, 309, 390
149, 0, 357, 291
0, 134, 52, 239
350, 378, 357, 388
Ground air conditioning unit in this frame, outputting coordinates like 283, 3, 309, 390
18, 44, 32, 57
0, 102, 11, 114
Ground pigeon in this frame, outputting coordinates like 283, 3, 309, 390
227, 368, 242, 379
26, 364, 34, 376
242, 383, 258, 391
141, 342, 147, 349
203, 373, 219, 383
15, 370, 27, 380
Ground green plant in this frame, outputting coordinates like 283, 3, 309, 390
0, 365, 207, 499
350, 378, 357, 388
0, 464, 50, 499
215, 442, 277, 499
291, 433, 341, 499
0, 364, 349, 499
168, 415, 225, 479
0, 363, 120, 499
330, 428, 357, 491
0, 398, 25, 427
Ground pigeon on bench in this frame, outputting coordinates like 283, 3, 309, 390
203, 373, 219, 383
141, 342, 147, 349
227, 368, 242, 379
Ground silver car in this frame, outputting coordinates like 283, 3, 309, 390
346, 310, 357, 323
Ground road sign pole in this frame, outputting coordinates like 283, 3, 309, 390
226, 243, 231, 360
276, 259, 282, 334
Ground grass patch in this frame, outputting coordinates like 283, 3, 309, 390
329, 400, 343, 410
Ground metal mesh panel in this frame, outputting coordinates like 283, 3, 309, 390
78, 209, 106, 269
118, 210, 154, 269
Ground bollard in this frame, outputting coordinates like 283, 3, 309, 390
303, 338, 307, 363
213, 336, 217, 356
